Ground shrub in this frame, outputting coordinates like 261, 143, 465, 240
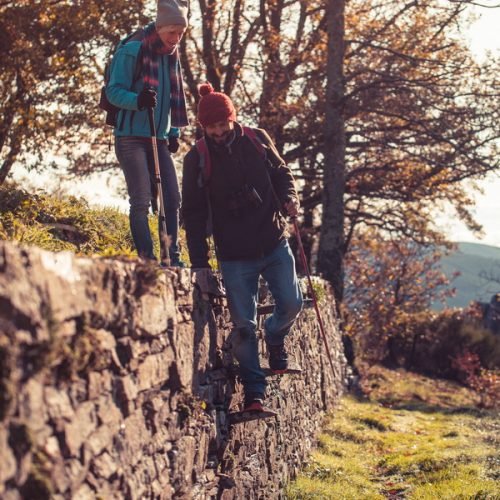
451, 350, 500, 408
384, 307, 500, 378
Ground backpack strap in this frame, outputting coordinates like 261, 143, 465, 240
193, 138, 218, 263
244, 126, 287, 216
112, 29, 145, 132
195, 137, 211, 187
242, 126, 266, 157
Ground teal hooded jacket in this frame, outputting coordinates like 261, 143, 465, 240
105, 39, 179, 140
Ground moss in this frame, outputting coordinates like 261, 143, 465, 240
57, 316, 110, 377
133, 261, 163, 297
356, 416, 390, 432
0, 182, 134, 257
29, 311, 111, 381
287, 368, 500, 500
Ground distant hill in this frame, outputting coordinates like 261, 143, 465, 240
438, 242, 500, 309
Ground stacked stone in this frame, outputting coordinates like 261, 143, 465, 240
0, 241, 345, 499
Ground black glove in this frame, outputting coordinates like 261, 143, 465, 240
137, 88, 157, 110
168, 136, 180, 154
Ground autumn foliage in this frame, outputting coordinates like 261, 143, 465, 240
452, 350, 500, 408
343, 231, 455, 362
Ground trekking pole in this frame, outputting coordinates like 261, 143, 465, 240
147, 107, 171, 267
292, 217, 337, 378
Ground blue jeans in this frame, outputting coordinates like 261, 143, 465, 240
220, 240, 303, 396
115, 136, 181, 262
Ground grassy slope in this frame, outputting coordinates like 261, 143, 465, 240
287, 367, 499, 499
0, 182, 190, 263
0, 183, 134, 256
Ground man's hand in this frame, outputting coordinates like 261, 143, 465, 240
137, 88, 157, 110
168, 136, 180, 154
191, 268, 226, 300
284, 198, 300, 218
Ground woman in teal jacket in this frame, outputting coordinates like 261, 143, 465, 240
106, 0, 189, 265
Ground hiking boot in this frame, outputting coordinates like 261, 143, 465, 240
267, 343, 288, 373
243, 392, 265, 412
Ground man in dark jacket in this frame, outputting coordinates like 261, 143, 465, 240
182, 83, 303, 413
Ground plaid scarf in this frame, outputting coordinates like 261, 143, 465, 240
141, 23, 189, 128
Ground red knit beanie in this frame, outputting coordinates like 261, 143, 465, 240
197, 83, 236, 127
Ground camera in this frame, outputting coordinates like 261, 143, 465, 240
227, 184, 263, 217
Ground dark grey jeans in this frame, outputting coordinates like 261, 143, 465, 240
115, 136, 181, 262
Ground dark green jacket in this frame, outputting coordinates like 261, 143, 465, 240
182, 123, 298, 268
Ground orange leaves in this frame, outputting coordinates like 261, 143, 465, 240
451, 350, 500, 408
344, 230, 455, 363
0, 0, 150, 180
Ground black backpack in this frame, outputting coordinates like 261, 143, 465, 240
99, 29, 144, 128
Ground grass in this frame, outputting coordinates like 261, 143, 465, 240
0, 182, 134, 256
0, 181, 191, 263
287, 367, 500, 499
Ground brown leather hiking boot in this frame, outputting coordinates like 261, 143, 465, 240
267, 343, 288, 372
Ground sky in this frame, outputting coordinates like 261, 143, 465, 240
436, 4, 500, 248
11, 4, 500, 248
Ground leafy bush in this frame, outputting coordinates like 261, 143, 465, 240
387, 307, 500, 378
343, 232, 455, 365
451, 351, 500, 408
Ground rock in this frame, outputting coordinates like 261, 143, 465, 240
138, 293, 172, 337
87, 372, 103, 400
18, 379, 46, 431
116, 375, 138, 402
96, 396, 122, 431
137, 353, 171, 391
0, 427, 16, 485
44, 387, 75, 420
43, 436, 60, 459
92, 452, 117, 479
86, 424, 113, 456
72, 482, 94, 500
0, 241, 345, 499
64, 401, 97, 457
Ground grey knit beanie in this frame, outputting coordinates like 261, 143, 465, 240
156, 0, 188, 28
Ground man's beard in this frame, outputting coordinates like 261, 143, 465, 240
212, 130, 233, 144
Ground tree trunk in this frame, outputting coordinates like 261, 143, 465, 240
0, 136, 21, 185
317, 0, 346, 304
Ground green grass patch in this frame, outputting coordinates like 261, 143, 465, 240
0, 182, 191, 263
0, 182, 134, 256
287, 369, 500, 499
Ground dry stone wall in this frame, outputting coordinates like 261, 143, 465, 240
0, 241, 346, 499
